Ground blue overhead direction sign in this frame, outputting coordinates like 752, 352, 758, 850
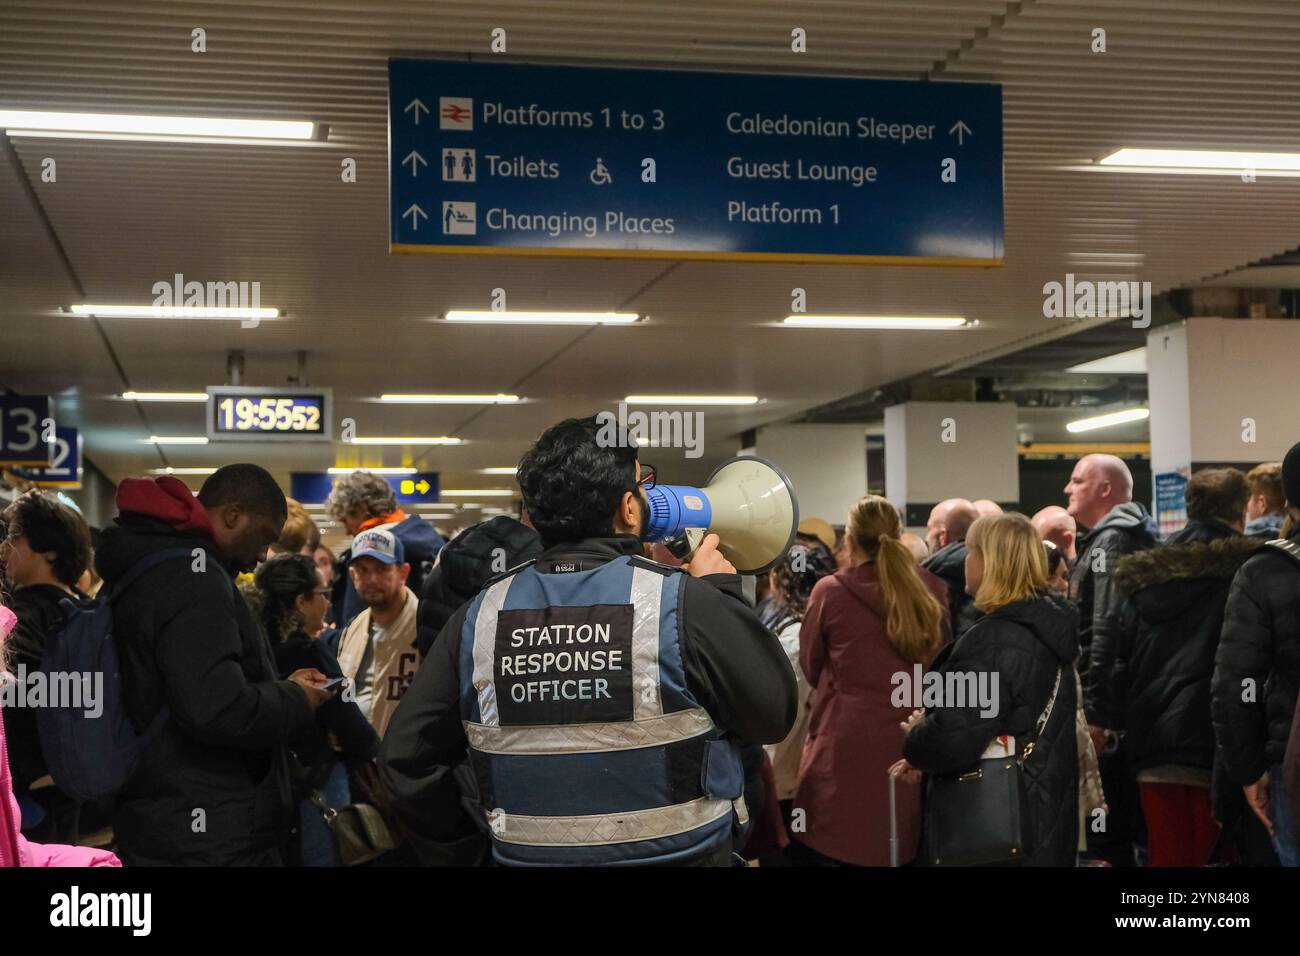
291, 471, 440, 506
388, 59, 1003, 265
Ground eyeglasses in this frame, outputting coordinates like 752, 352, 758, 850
637, 463, 657, 490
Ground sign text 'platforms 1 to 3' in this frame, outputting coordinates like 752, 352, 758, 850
388, 59, 1003, 264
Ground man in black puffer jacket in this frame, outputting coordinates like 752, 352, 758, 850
1064, 453, 1158, 865
1213, 442, 1300, 868
97, 467, 329, 866
415, 515, 543, 660
1095, 468, 1260, 866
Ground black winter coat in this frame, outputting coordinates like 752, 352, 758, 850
1095, 520, 1263, 774
273, 634, 379, 773
96, 515, 317, 865
904, 592, 1080, 866
1070, 501, 1158, 721
415, 516, 543, 659
1213, 526, 1300, 786
922, 540, 978, 638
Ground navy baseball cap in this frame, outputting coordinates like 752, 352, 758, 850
351, 528, 405, 565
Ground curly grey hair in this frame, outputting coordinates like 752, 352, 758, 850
325, 470, 397, 521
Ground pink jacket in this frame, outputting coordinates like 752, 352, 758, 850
0, 605, 120, 867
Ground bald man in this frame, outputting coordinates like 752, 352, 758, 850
925, 498, 978, 555
1032, 505, 1077, 563
922, 498, 981, 637
972, 499, 1004, 518
1063, 453, 1158, 867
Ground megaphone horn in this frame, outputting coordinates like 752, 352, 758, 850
642, 456, 799, 575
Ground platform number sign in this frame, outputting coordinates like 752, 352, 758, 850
13, 427, 81, 488
0, 395, 53, 467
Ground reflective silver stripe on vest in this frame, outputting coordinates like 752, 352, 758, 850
471, 576, 514, 727
486, 796, 732, 846
466, 706, 714, 755
630, 565, 664, 718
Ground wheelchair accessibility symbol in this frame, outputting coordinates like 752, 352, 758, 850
590, 158, 613, 185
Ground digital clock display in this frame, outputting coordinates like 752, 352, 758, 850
206, 387, 332, 442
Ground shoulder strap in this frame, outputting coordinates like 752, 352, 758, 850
1035, 666, 1063, 737
1020, 665, 1063, 761
1264, 538, 1300, 567
481, 557, 537, 589
107, 546, 198, 602
628, 554, 682, 576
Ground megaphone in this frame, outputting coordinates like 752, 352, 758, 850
642, 456, 799, 574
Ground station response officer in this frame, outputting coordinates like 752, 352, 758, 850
379, 415, 796, 866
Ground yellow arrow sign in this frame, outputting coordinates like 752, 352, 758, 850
416, 479, 430, 495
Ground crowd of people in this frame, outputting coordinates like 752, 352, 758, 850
1, 416, 1298, 868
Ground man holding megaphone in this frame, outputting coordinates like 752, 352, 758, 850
380, 416, 797, 866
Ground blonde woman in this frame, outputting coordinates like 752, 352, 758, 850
901, 513, 1080, 866
791, 496, 948, 866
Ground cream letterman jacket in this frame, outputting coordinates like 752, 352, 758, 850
336, 586, 420, 737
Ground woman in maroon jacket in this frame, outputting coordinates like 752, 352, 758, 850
791, 496, 948, 866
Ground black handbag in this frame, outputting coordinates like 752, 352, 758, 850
922, 665, 1062, 867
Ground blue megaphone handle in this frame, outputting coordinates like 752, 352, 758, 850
643, 484, 713, 542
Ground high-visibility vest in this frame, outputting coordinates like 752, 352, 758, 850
458, 554, 748, 865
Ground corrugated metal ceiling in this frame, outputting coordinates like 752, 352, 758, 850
2, 0, 1299, 493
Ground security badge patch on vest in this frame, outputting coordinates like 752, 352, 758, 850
493, 604, 635, 725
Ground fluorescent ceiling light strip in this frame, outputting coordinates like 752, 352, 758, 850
783, 315, 967, 330
379, 393, 520, 404
439, 489, 515, 496
72, 304, 279, 320
445, 310, 639, 325
146, 436, 208, 444
1100, 148, 1300, 171
348, 437, 463, 445
479, 467, 518, 475
326, 467, 417, 475
1065, 165, 1300, 179
149, 467, 217, 475
0, 110, 314, 140
623, 395, 758, 405
1065, 347, 1148, 375
1065, 408, 1150, 434
123, 391, 209, 402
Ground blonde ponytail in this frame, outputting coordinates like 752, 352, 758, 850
847, 496, 945, 663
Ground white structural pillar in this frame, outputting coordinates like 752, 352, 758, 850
1148, 317, 1300, 535
884, 401, 1019, 528
754, 423, 868, 526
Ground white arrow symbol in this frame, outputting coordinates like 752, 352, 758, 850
404, 98, 429, 125
403, 204, 427, 230
948, 120, 972, 145
403, 150, 427, 177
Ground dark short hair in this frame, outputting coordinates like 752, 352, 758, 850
2, 491, 92, 587
516, 417, 638, 547
1185, 467, 1250, 524
198, 464, 287, 521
